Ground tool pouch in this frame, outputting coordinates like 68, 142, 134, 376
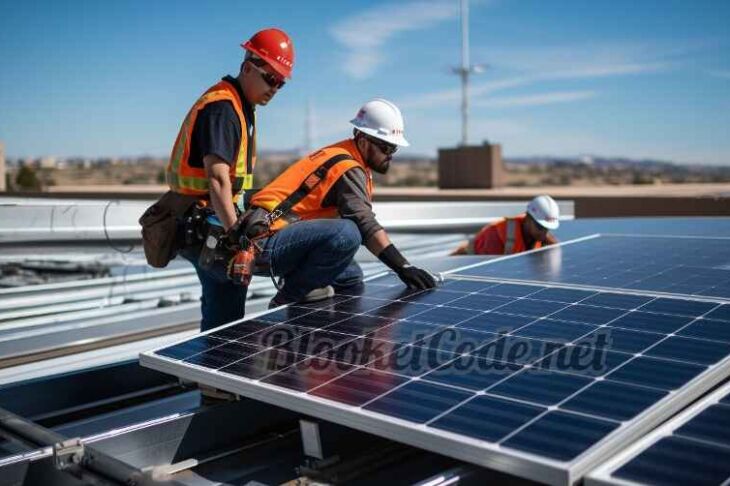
197, 223, 228, 273
139, 191, 196, 268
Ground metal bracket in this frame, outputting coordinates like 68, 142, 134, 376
53, 438, 85, 470
300, 420, 324, 460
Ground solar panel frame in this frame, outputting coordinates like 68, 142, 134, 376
585, 379, 730, 486
140, 275, 730, 486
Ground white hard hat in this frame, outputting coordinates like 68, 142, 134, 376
350, 98, 409, 147
527, 195, 560, 230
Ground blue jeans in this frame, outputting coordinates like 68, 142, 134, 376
180, 245, 248, 333
256, 219, 363, 302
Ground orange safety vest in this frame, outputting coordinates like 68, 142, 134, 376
471, 214, 543, 255
166, 79, 255, 201
251, 139, 373, 232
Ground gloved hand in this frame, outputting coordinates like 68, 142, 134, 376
396, 264, 436, 290
378, 244, 438, 290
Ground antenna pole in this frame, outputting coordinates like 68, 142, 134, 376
460, 0, 469, 146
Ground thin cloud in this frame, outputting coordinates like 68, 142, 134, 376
475, 90, 597, 108
400, 43, 674, 110
330, 0, 467, 79
540, 61, 669, 80
479, 40, 701, 74
399, 76, 534, 109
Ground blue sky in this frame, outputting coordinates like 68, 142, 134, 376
1, 0, 729, 164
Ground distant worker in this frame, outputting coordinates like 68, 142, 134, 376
239, 98, 438, 306
164, 28, 294, 331
452, 195, 560, 255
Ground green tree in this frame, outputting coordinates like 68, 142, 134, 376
15, 166, 42, 190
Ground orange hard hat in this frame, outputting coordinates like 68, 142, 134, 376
241, 28, 295, 79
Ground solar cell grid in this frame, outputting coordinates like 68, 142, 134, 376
705, 304, 730, 322
501, 410, 620, 462
156, 279, 725, 389
674, 402, 730, 447
430, 394, 544, 443
455, 235, 730, 299
144, 270, 730, 485
613, 436, 730, 486
513, 319, 598, 342
152, 278, 727, 399
561, 380, 668, 422
678, 318, 730, 343
455, 311, 537, 333
587, 380, 730, 486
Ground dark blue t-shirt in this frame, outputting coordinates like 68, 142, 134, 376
188, 76, 254, 169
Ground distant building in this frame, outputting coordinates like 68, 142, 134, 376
438, 142, 505, 189
38, 156, 57, 169
0, 141, 5, 192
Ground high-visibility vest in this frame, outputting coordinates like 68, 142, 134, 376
166, 79, 255, 201
251, 139, 373, 232
471, 214, 542, 255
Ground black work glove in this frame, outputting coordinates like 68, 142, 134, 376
378, 244, 437, 290
396, 265, 437, 290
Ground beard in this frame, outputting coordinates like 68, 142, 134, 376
370, 158, 391, 174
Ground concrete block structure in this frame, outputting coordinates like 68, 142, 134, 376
438, 142, 504, 189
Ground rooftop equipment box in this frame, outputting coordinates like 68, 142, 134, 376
438, 142, 504, 189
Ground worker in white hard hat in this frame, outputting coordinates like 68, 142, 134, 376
240, 98, 438, 307
452, 195, 560, 255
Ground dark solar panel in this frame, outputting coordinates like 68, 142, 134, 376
675, 403, 730, 447
614, 435, 730, 485
501, 410, 620, 461
562, 380, 668, 422
139, 225, 730, 485
144, 262, 730, 483
598, 383, 730, 486
455, 235, 730, 299
431, 395, 544, 442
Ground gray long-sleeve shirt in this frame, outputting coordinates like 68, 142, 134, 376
321, 167, 383, 241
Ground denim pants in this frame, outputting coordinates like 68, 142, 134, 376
256, 219, 363, 302
180, 244, 248, 333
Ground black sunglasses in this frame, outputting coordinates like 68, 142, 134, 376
249, 61, 286, 89
365, 134, 398, 156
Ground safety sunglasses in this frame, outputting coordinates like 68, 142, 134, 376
365, 134, 398, 156
249, 62, 286, 90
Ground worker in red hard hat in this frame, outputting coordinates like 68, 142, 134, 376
162, 28, 294, 330
140, 28, 294, 404
452, 195, 560, 255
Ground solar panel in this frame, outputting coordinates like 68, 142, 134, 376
586, 379, 730, 486
141, 272, 730, 485
453, 234, 730, 299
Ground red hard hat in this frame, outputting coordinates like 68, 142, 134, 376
241, 28, 295, 79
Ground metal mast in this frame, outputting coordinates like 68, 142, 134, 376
460, 0, 470, 146
452, 0, 484, 146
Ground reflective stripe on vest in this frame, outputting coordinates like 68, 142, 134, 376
504, 219, 517, 254
251, 139, 373, 233
166, 80, 254, 200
